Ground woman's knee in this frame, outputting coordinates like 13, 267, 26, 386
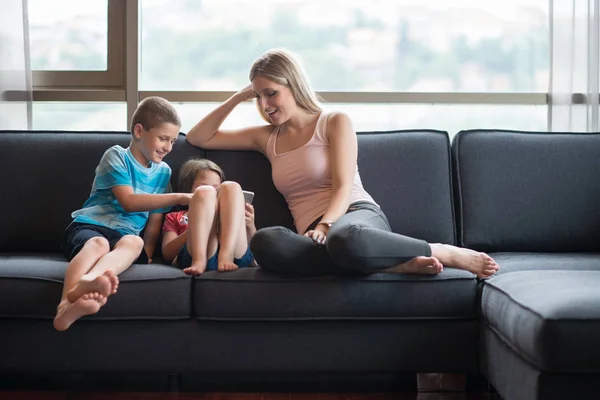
326, 223, 362, 267
250, 226, 293, 263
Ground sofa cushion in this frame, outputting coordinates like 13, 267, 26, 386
482, 270, 600, 373
194, 267, 477, 320
453, 130, 600, 252
491, 252, 600, 275
0, 254, 193, 319
0, 131, 198, 253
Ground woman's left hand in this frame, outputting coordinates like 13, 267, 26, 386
304, 226, 328, 246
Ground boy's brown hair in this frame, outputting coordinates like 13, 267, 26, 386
130, 96, 181, 133
177, 158, 225, 193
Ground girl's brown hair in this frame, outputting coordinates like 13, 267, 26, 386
177, 158, 225, 193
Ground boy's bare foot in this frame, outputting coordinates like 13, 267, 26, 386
431, 244, 499, 278
104, 269, 119, 295
183, 261, 207, 276
67, 273, 111, 303
217, 251, 238, 271
384, 256, 443, 275
53, 292, 107, 331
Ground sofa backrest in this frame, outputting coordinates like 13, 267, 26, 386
357, 130, 456, 245
0, 129, 455, 253
453, 129, 600, 252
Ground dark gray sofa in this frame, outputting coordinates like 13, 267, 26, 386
0, 128, 598, 399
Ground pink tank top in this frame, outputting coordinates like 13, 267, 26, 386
265, 111, 377, 234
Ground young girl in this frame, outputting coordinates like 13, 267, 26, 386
161, 159, 255, 275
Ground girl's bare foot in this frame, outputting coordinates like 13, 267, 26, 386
384, 256, 443, 275
183, 261, 207, 276
217, 251, 238, 271
431, 244, 499, 278
53, 292, 107, 331
67, 273, 111, 303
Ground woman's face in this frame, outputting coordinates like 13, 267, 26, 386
251, 75, 297, 125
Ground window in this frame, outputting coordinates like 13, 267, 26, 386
29, 0, 108, 71
140, 0, 548, 93
32, 103, 126, 131
29, 0, 550, 131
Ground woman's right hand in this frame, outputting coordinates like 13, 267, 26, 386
235, 84, 256, 102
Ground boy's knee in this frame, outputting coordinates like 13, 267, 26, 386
84, 236, 110, 254
119, 235, 144, 251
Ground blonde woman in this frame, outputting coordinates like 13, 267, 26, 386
186, 49, 498, 278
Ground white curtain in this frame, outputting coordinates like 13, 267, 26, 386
0, 0, 32, 130
549, 0, 600, 132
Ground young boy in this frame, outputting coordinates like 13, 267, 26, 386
54, 96, 192, 331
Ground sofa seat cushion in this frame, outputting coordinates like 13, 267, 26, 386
194, 267, 478, 320
491, 252, 600, 275
482, 270, 600, 373
0, 254, 193, 320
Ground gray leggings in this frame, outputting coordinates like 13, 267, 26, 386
250, 201, 431, 275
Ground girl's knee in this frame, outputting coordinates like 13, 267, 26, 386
219, 181, 242, 193
84, 236, 110, 255
192, 185, 217, 201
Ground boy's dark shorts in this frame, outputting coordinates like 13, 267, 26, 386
62, 222, 146, 263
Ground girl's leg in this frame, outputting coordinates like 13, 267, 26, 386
215, 181, 248, 271
185, 185, 219, 275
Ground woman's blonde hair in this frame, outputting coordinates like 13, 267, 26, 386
177, 158, 225, 193
249, 49, 323, 123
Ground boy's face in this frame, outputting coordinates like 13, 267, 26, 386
191, 170, 222, 192
132, 122, 180, 166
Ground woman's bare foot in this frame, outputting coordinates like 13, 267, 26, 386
53, 292, 107, 331
384, 256, 443, 275
183, 261, 207, 276
217, 251, 238, 271
67, 272, 112, 303
430, 244, 499, 278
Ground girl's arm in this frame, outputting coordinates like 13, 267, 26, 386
245, 203, 257, 244
142, 213, 164, 263
186, 85, 271, 153
161, 230, 189, 263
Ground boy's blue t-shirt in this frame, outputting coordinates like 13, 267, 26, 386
72, 145, 172, 235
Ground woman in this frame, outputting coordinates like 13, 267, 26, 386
186, 49, 498, 278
